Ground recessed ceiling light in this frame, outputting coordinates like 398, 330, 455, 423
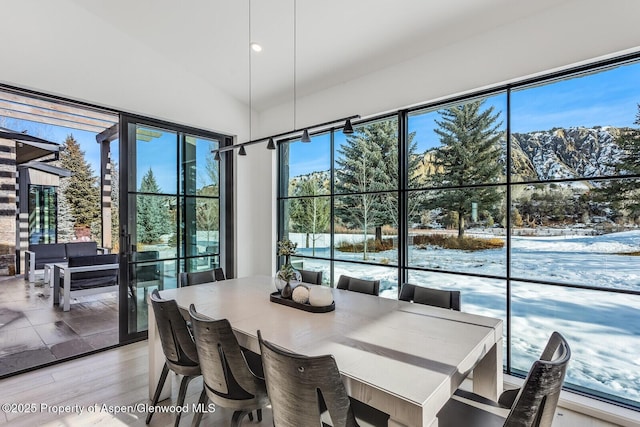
250, 42, 262, 52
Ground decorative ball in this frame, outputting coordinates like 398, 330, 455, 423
308, 286, 333, 307
292, 285, 310, 304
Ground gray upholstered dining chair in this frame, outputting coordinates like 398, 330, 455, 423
179, 269, 216, 287
336, 275, 380, 296
188, 304, 270, 427
437, 331, 571, 427
399, 283, 461, 311
213, 267, 226, 281
147, 289, 201, 427
299, 268, 322, 285
258, 330, 389, 427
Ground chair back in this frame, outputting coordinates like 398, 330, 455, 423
65, 241, 98, 258
181, 269, 216, 286
399, 284, 461, 311
68, 254, 119, 282
505, 332, 571, 427
336, 275, 380, 296
213, 267, 226, 281
258, 330, 359, 427
150, 289, 199, 368
189, 304, 268, 410
300, 269, 322, 285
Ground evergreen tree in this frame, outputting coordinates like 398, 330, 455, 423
56, 178, 76, 242
605, 104, 640, 219
427, 100, 503, 238
59, 134, 100, 233
335, 120, 421, 258
137, 168, 172, 244
289, 176, 330, 255
110, 160, 120, 251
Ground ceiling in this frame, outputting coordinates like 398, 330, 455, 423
68, 0, 568, 113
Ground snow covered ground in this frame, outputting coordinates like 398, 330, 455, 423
293, 230, 640, 406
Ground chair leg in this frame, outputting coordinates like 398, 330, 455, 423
174, 375, 195, 427
248, 411, 254, 421
191, 389, 207, 427
146, 363, 170, 424
231, 410, 249, 427
257, 409, 262, 422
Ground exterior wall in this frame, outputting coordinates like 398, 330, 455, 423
0, 138, 16, 275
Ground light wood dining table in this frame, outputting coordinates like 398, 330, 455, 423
148, 275, 503, 427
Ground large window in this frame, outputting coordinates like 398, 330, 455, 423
278, 55, 640, 408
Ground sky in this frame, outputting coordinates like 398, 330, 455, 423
287, 60, 640, 177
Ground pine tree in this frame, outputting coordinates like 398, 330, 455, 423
335, 120, 420, 259
137, 168, 172, 244
606, 104, 640, 219
289, 176, 330, 255
427, 100, 503, 238
59, 134, 100, 234
56, 178, 76, 242
110, 160, 120, 251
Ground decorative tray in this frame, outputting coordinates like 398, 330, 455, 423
269, 292, 335, 313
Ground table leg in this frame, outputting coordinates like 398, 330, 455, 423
472, 338, 503, 401
148, 299, 172, 401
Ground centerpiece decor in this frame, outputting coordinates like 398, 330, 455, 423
275, 238, 301, 297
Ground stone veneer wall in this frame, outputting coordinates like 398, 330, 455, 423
0, 138, 16, 275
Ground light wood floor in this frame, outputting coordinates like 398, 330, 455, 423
0, 341, 273, 426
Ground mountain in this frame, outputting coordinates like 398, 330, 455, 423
510, 126, 623, 181
413, 126, 625, 183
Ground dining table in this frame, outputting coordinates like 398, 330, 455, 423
148, 275, 503, 427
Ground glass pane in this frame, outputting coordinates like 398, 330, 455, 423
334, 193, 398, 265
133, 125, 177, 194
129, 258, 177, 333
333, 261, 398, 298
408, 94, 507, 189
510, 180, 640, 290
185, 255, 219, 273
511, 62, 640, 182
281, 132, 330, 198
408, 187, 506, 276
335, 118, 398, 194
130, 194, 177, 259
184, 135, 219, 196
184, 197, 219, 257
511, 281, 640, 407
282, 197, 331, 258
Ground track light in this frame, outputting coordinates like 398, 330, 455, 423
301, 129, 311, 143
266, 138, 276, 150
238, 145, 247, 156
214, 151, 220, 161
343, 119, 354, 134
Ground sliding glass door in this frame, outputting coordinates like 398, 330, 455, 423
118, 115, 233, 341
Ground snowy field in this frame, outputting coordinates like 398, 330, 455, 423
293, 230, 640, 406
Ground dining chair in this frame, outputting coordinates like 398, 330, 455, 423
147, 289, 201, 427
213, 267, 226, 281
336, 275, 380, 296
299, 268, 322, 285
258, 330, 390, 427
399, 283, 461, 311
188, 304, 270, 427
179, 269, 216, 287
437, 331, 571, 427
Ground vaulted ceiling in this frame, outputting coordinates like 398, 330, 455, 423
67, 0, 569, 112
